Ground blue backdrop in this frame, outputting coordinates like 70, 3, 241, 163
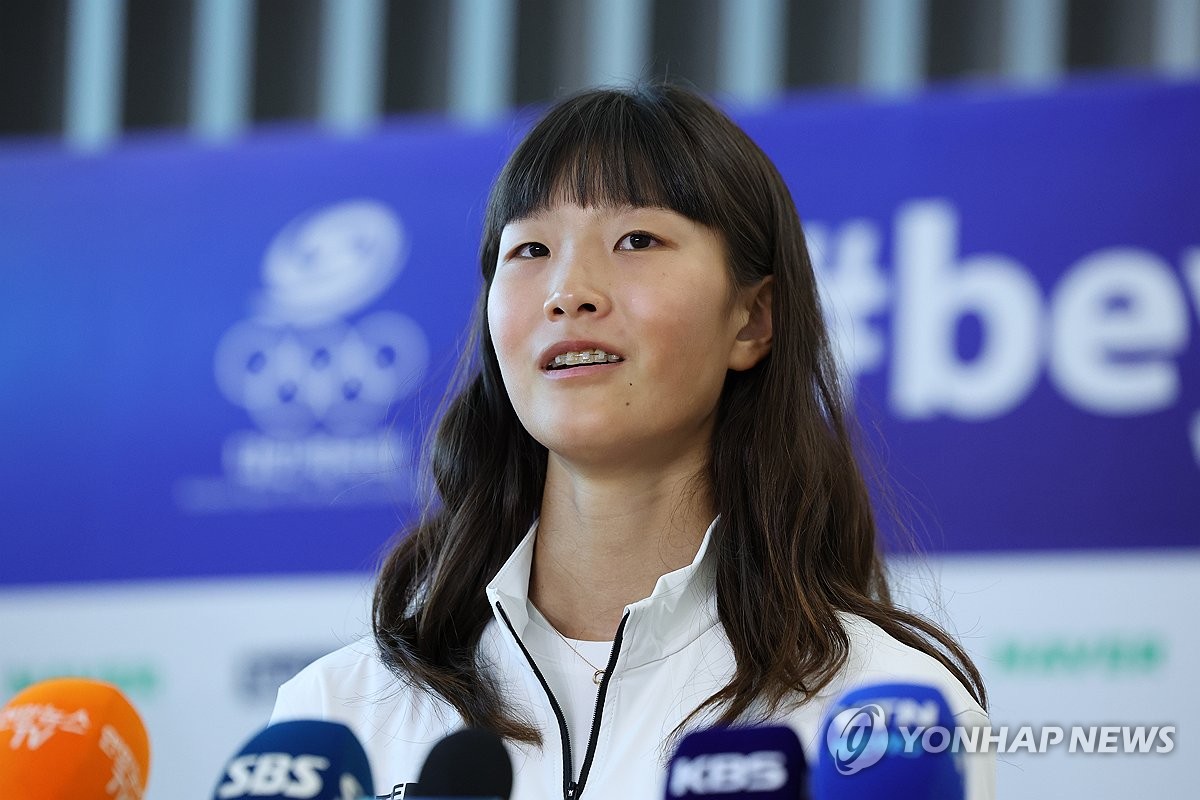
2, 77, 1197, 585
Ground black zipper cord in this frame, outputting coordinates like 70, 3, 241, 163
494, 602, 632, 800
495, 601, 575, 800
570, 611, 630, 799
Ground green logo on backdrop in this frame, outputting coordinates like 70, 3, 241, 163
993, 635, 1165, 676
5, 663, 161, 699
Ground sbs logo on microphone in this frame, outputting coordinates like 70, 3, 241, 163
216, 753, 364, 800
825, 704, 889, 775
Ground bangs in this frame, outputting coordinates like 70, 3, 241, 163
484, 88, 723, 250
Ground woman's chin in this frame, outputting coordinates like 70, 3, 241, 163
537, 430, 709, 476
534, 427, 647, 469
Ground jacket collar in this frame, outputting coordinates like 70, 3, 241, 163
486, 518, 721, 671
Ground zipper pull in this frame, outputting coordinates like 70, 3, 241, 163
565, 779, 578, 799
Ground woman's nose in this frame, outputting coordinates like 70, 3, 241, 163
543, 252, 612, 319
544, 288, 611, 319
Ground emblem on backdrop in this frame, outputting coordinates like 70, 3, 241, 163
175, 200, 430, 512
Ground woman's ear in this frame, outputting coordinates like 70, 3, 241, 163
729, 276, 774, 371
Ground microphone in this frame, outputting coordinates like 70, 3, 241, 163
212, 719, 373, 800
812, 682, 964, 799
0, 676, 151, 800
403, 727, 513, 799
663, 724, 809, 799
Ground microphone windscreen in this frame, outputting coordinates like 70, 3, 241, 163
0, 677, 151, 800
813, 682, 965, 799
409, 727, 513, 799
212, 720, 372, 800
664, 724, 808, 799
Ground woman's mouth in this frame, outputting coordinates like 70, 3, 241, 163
545, 349, 625, 370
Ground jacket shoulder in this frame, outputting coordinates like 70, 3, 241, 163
271, 638, 392, 723
270, 637, 460, 737
834, 612, 986, 722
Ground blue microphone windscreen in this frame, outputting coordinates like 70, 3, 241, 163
665, 724, 808, 799
813, 682, 965, 800
213, 719, 373, 800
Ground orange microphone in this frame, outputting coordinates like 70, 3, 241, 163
0, 677, 151, 799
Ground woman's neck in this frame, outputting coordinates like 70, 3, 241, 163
528, 451, 714, 641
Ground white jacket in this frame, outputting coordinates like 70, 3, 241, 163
272, 522, 995, 799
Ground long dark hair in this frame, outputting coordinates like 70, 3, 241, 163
373, 83, 986, 744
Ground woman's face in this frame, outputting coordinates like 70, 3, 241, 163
488, 201, 764, 469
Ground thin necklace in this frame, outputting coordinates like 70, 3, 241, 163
552, 627, 609, 686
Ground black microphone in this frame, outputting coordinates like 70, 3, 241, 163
403, 728, 513, 799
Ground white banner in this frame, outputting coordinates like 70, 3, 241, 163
2, 550, 1194, 798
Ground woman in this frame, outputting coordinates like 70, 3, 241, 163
272, 83, 993, 799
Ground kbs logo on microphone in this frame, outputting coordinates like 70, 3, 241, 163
216, 752, 365, 800
826, 699, 1177, 774
667, 751, 789, 796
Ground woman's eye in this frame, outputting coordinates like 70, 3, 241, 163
617, 232, 659, 251
515, 242, 550, 258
